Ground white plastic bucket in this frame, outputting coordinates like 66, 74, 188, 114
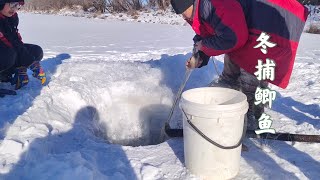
180, 87, 248, 180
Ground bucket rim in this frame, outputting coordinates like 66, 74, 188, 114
181, 87, 247, 110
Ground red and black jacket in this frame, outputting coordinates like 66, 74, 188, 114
0, 13, 23, 49
0, 13, 35, 65
190, 0, 308, 89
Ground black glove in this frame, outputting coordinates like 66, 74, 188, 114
186, 45, 210, 69
197, 51, 210, 68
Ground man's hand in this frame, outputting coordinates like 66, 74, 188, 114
186, 41, 210, 69
186, 41, 203, 69
186, 55, 202, 69
194, 40, 203, 52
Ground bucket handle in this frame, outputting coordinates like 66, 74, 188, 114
182, 108, 247, 149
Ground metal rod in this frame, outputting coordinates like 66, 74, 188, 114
160, 68, 192, 141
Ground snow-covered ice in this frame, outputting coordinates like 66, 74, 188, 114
0, 13, 319, 179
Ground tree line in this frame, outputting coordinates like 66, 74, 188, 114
23, 0, 320, 13
23, 0, 171, 13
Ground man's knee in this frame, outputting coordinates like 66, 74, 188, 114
0, 49, 17, 73
239, 69, 261, 93
222, 54, 241, 80
24, 44, 44, 62
32, 45, 44, 61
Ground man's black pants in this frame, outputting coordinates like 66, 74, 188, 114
0, 44, 43, 78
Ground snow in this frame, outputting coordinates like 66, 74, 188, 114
22, 8, 187, 26
0, 12, 319, 179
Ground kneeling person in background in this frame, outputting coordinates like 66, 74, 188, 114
0, 0, 46, 90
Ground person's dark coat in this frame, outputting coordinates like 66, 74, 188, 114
190, 0, 308, 88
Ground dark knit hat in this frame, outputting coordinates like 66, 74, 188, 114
0, 0, 24, 4
171, 0, 194, 14
0, 0, 24, 10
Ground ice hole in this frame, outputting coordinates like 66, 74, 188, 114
93, 98, 171, 146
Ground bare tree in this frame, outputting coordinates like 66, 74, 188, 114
25, 0, 106, 13
156, 0, 170, 10
105, 0, 142, 12
93, 0, 107, 13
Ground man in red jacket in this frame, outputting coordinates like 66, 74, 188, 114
171, 0, 308, 130
0, 0, 46, 90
